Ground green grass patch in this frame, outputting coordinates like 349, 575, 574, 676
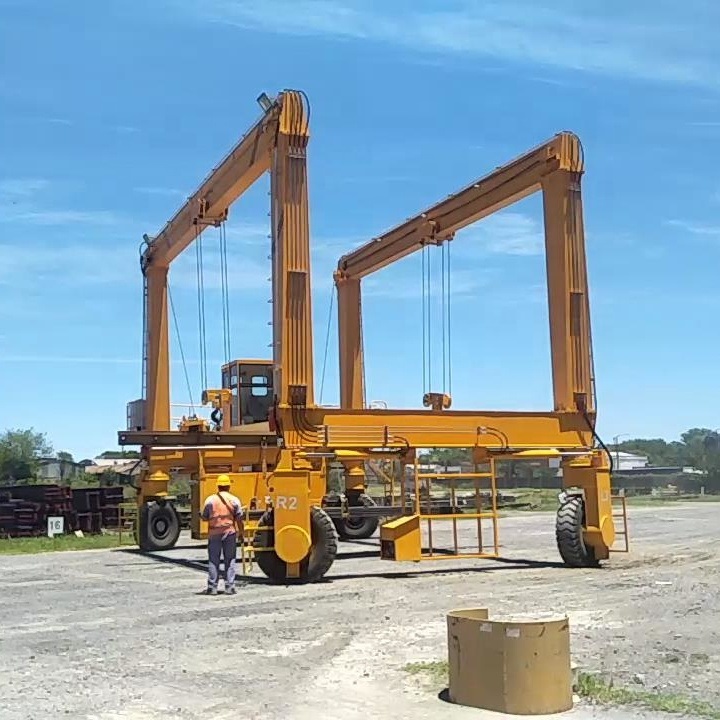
402, 663, 720, 718
0, 533, 136, 555
403, 660, 448, 684
505, 489, 720, 513
576, 672, 720, 719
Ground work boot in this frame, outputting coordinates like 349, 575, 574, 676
206, 587, 218, 596
226, 586, 237, 595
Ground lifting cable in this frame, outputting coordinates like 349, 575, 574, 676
168, 280, 195, 412
421, 240, 453, 397
195, 225, 209, 392
441, 242, 446, 395
219, 221, 232, 366
423, 245, 432, 392
421, 243, 427, 394
319, 284, 335, 405
445, 240, 452, 396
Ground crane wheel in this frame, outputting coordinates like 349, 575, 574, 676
253, 506, 338, 583
138, 500, 181, 551
334, 493, 379, 541
555, 495, 599, 568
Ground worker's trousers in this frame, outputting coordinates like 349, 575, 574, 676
207, 531, 237, 590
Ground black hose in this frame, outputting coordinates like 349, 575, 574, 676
581, 408, 614, 476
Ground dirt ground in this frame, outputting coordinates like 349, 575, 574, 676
1, 502, 718, 720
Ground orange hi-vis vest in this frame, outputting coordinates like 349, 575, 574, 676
205, 491, 240, 537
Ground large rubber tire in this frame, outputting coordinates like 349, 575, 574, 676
555, 495, 599, 568
335, 493, 379, 541
253, 506, 338, 583
138, 500, 181, 551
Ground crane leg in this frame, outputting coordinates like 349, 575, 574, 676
252, 455, 338, 583
556, 450, 614, 567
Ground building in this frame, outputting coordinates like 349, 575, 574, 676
82, 457, 142, 482
611, 451, 649, 472
37, 457, 85, 483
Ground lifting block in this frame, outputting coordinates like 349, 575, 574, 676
447, 608, 572, 715
379, 515, 421, 561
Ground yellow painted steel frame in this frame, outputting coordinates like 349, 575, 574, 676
146, 444, 326, 542
322, 131, 614, 560
135, 89, 313, 509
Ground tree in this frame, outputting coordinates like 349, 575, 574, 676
57, 451, 74, 462
418, 448, 472, 469
0, 428, 53, 485
615, 438, 692, 467
98, 450, 140, 459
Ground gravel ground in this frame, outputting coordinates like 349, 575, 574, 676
0, 502, 718, 720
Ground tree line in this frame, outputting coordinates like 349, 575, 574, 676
0, 428, 139, 487
420, 427, 720, 476
3, 425, 720, 487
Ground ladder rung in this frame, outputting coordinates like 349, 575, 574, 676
416, 472, 493, 479
420, 512, 497, 520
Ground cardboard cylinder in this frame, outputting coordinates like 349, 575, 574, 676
447, 609, 572, 715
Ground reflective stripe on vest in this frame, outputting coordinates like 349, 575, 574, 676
207, 493, 236, 534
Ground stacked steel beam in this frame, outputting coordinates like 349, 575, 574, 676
0, 484, 127, 538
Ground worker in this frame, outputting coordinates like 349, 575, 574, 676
200, 474, 244, 595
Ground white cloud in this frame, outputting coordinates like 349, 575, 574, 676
455, 211, 544, 257
2, 205, 121, 226
0, 355, 140, 364
223, 221, 272, 245
0, 178, 49, 197
665, 219, 720, 236
364, 267, 492, 300
134, 186, 187, 198
0, 242, 136, 288
172, 0, 720, 88
171, 253, 272, 293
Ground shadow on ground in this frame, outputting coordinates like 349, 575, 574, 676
111, 547, 566, 585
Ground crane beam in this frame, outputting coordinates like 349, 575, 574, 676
142, 106, 281, 269
335, 132, 583, 279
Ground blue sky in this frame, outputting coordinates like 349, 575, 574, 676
1, 0, 719, 460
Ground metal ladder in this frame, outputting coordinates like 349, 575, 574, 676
610, 492, 630, 553
409, 458, 500, 560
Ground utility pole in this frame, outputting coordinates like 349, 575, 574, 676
613, 433, 631, 470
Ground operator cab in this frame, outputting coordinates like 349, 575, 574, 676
221, 359, 274, 426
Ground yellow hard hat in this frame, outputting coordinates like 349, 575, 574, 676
217, 474, 231, 488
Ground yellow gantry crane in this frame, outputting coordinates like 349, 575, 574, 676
119, 89, 625, 582
333, 132, 619, 567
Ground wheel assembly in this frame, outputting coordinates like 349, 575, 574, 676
334, 493, 379, 540
253, 505, 338, 583
555, 494, 599, 568
138, 500, 181, 551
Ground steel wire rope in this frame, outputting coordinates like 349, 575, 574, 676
441, 243, 446, 395
195, 225, 209, 393
447, 241, 452, 397
319, 284, 335, 405
167, 280, 195, 413
426, 245, 432, 392
219, 221, 232, 365
421, 244, 427, 394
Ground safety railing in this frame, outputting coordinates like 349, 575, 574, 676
405, 458, 500, 560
